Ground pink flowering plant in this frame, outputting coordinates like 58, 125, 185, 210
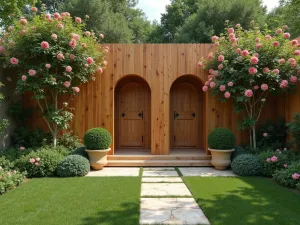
198, 21, 300, 149
0, 6, 107, 146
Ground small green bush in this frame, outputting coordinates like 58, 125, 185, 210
57, 155, 90, 177
0, 156, 14, 170
231, 154, 262, 176
15, 148, 64, 177
57, 132, 82, 151
0, 147, 34, 162
71, 146, 89, 159
287, 113, 300, 151
208, 128, 235, 149
259, 151, 290, 177
231, 146, 247, 160
84, 128, 112, 150
0, 168, 26, 195
272, 162, 300, 188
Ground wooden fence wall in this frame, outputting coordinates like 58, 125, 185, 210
24, 44, 300, 154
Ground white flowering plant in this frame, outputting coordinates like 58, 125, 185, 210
0, 5, 107, 146
198, 21, 300, 149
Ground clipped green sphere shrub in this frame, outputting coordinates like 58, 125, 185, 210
272, 162, 300, 188
84, 128, 112, 150
208, 128, 235, 149
231, 154, 262, 176
57, 155, 90, 177
71, 146, 89, 159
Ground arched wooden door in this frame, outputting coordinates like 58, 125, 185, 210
171, 82, 199, 148
116, 81, 150, 148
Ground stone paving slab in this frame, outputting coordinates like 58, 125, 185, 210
140, 198, 210, 225
143, 170, 179, 177
179, 167, 237, 177
141, 183, 192, 196
143, 167, 175, 171
142, 177, 183, 183
86, 167, 140, 177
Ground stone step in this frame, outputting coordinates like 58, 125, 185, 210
107, 155, 211, 160
107, 159, 212, 167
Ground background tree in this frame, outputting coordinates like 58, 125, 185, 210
279, 0, 300, 38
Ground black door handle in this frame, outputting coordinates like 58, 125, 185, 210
174, 111, 179, 119
121, 112, 126, 117
192, 112, 196, 117
138, 111, 143, 119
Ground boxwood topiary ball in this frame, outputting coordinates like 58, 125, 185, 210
231, 154, 262, 176
208, 128, 235, 149
57, 155, 90, 177
84, 128, 112, 150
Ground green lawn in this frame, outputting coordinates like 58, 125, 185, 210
184, 177, 300, 225
0, 177, 141, 225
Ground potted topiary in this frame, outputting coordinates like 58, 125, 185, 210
208, 128, 235, 170
84, 128, 112, 170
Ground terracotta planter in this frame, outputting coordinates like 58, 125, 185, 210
208, 148, 235, 170
85, 148, 111, 170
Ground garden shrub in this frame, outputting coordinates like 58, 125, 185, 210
231, 146, 247, 160
71, 146, 89, 159
57, 155, 90, 177
273, 162, 300, 188
0, 156, 14, 170
297, 183, 300, 190
208, 128, 235, 149
15, 148, 64, 177
259, 151, 290, 177
57, 132, 82, 151
84, 128, 112, 150
231, 154, 262, 176
0, 168, 26, 195
287, 113, 300, 151
0, 147, 34, 162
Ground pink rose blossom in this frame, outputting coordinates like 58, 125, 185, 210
69, 39, 77, 48
219, 85, 226, 91
41, 41, 50, 50
284, 164, 288, 168
208, 53, 213, 60
19, 30, 26, 35
273, 41, 280, 47
205, 81, 210, 86
70, 54, 76, 60
266, 158, 271, 162
202, 86, 208, 92
250, 56, 259, 64
213, 42, 219, 47
218, 64, 223, 70
261, 98, 266, 102
224, 92, 231, 98
211, 35, 219, 42
28, 69, 36, 76
13, 170, 16, 174
273, 69, 280, 75
36, 158, 40, 162
255, 38, 260, 43
228, 82, 233, 87
29, 158, 35, 163
294, 50, 300, 56
99, 34, 104, 39
52, 77, 56, 82
256, 43, 262, 49
85, 64, 89, 68
57, 53, 64, 60
244, 89, 253, 98
292, 173, 300, 180
279, 58, 285, 64
45, 14, 51, 19
35, 162, 39, 166
75, 17, 82, 23
86, 57, 94, 64
228, 28, 234, 33
236, 23, 241, 28
10, 57, 19, 65
71, 33, 80, 40
0, 46, 4, 52
64, 81, 71, 88
97, 67, 103, 73
248, 67, 257, 75
84, 31, 91, 37
263, 67, 270, 73
229, 33, 235, 39
57, 23, 64, 29
197, 61, 203, 67
241, 50, 249, 57
218, 55, 224, 62
271, 156, 278, 162
236, 48, 241, 54
290, 76, 297, 83
280, 80, 289, 89
31, 7, 38, 12
51, 34, 57, 40
65, 66, 72, 72
210, 82, 216, 88
291, 40, 298, 46
254, 85, 259, 90
81, 43, 87, 48
45, 64, 51, 69
208, 69, 214, 74
21, 75, 27, 81
276, 28, 282, 34
261, 84, 268, 91
20, 18, 27, 25
20, 146, 25, 150
265, 35, 272, 40
53, 12, 61, 19
283, 33, 290, 38
263, 133, 268, 137
8, 26, 14, 31
282, 25, 288, 29
230, 38, 237, 43
72, 87, 80, 93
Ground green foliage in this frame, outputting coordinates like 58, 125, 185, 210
287, 113, 300, 151
70, 146, 88, 159
297, 183, 300, 190
57, 132, 82, 150
0, 168, 26, 195
0, 147, 34, 162
272, 162, 300, 188
8, 101, 32, 125
0, 82, 9, 135
11, 127, 52, 149
0, 156, 14, 170
57, 155, 90, 177
84, 128, 112, 150
231, 154, 262, 176
258, 151, 290, 177
208, 128, 235, 149
279, 0, 300, 38
231, 146, 248, 160
15, 147, 65, 177
256, 117, 287, 149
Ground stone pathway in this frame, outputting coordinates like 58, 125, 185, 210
140, 167, 210, 225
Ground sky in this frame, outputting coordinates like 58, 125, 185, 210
137, 0, 280, 22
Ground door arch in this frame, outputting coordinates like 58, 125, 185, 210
114, 76, 151, 150
170, 75, 204, 149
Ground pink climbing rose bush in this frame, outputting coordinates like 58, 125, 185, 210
0, 6, 107, 146
198, 21, 300, 149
